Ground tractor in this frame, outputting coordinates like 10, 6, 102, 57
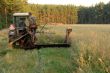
8, 12, 72, 49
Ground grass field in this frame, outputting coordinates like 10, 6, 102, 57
0, 24, 110, 73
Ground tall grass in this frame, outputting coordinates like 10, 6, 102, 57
0, 25, 110, 73
69, 25, 110, 73
37, 25, 110, 73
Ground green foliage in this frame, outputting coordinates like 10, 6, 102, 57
0, 0, 27, 29
0, 15, 6, 29
78, 2, 110, 24
37, 33, 65, 44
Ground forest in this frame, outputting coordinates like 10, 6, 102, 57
0, 0, 110, 29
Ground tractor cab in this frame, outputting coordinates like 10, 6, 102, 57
13, 13, 30, 36
8, 13, 36, 48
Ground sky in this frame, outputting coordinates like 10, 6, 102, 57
28, 0, 110, 7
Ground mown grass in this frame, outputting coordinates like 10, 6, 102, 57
0, 25, 110, 73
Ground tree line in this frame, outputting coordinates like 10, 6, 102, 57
78, 2, 110, 24
29, 4, 78, 25
0, 0, 28, 29
0, 0, 110, 29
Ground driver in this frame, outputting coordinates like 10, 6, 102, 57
28, 12, 37, 43
28, 12, 37, 35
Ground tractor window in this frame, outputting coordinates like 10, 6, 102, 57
18, 18, 26, 27
14, 16, 28, 28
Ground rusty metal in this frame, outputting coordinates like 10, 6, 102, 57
64, 27, 72, 43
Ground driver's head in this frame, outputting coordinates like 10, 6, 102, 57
29, 12, 32, 16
